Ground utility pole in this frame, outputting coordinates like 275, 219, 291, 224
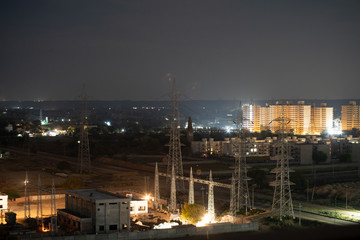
306, 180, 309, 202
78, 86, 91, 174
201, 186, 205, 205
270, 107, 295, 220
252, 185, 255, 209
299, 203, 302, 226
144, 176, 150, 194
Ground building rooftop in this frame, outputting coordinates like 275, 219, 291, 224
66, 189, 128, 200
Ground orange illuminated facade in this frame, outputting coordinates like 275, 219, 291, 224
342, 101, 360, 131
242, 101, 333, 135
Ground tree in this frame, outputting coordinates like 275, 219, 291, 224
4, 189, 20, 201
312, 151, 327, 164
181, 203, 206, 224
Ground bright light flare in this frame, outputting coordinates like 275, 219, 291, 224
143, 195, 150, 201
196, 213, 216, 227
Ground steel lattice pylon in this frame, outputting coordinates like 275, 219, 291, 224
169, 164, 177, 212
78, 87, 91, 174
207, 170, 215, 222
166, 77, 185, 211
230, 174, 236, 217
188, 167, 194, 204
37, 174, 43, 227
270, 111, 295, 220
50, 178, 57, 234
154, 162, 160, 209
233, 102, 251, 211
24, 171, 30, 219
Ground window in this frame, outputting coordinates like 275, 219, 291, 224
138, 206, 146, 211
109, 225, 117, 230
109, 202, 117, 205
99, 203, 104, 206
0, 205, 2, 208
130, 207, 133, 211
122, 224, 128, 229
99, 225, 104, 231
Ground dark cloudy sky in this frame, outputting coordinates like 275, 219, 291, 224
1, 0, 360, 101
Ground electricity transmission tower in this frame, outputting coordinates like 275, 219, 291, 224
169, 164, 177, 212
166, 77, 185, 208
50, 179, 57, 233
154, 162, 160, 209
233, 102, 251, 211
230, 174, 236, 217
270, 112, 295, 220
23, 172, 57, 233
188, 167, 194, 204
207, 170, 215, 222
78, 87, 91, 174
24, 171, 30, 219
37, 175, 43, 227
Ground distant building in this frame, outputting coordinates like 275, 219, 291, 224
58, 189, 131, 234
243, 103, 262, 133
191, 136, 337, 165
241, 101, 333, 135
269, 101, 312, 135
130, 200, 148, 215
342, 101, 360, 131
311, 103, 333, 135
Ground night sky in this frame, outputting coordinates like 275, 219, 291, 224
1, 0, 360, 101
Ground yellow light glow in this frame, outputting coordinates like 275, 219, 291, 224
144, 195, 150, 201
196, 213, 216, 227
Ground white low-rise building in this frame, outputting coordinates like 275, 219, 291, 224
0, 193, 8, 211
130, 200, 148, 215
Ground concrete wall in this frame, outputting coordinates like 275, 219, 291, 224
30, 222, 258, 240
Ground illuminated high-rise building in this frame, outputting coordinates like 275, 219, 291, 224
311, 103, 333, 135
269, 101, 311, 135
243, 103, 261, 132
342, 101, 360, 131
242, 101, 333, 135
260, 104, 271, 131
